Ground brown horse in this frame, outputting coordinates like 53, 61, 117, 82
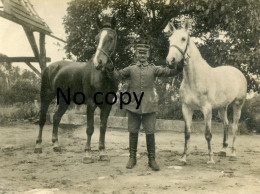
166, 21, 247, 164
34, 17, 118, 161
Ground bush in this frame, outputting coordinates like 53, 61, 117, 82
9, 80, 40, 103
242, 95, 260, 133
0, 105, 19, 123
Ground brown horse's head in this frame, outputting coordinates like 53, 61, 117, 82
93, 16, 117, 72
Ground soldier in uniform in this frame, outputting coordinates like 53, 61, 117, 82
107, 38, 183, 171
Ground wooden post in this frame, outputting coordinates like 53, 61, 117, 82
0, 0, 53, 77
39, 33, 47, 71
23, 27, 43, 69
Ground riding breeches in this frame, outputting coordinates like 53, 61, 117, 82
127, 110, 156, 134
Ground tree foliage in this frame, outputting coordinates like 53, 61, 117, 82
64, 0, 259, 94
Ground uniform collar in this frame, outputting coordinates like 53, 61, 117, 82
137, 61, 149, 67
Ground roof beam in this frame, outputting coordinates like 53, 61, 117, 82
0, 57, 51, 63
0, 10, 51, 34
25, 62, 41, 76
23, 27, 44, 69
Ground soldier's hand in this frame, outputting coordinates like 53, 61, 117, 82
106, 63, 114, 72
176, 61, 184, 72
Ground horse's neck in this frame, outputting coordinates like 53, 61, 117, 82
88, 58, 98, 85
183, 41, 211, 88
88, 58, 107, 89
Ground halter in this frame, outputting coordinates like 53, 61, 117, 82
96, 28, 117, 66
170, 35, 190, 65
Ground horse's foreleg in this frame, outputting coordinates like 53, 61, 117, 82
203, 105, 214, 164
85, 101, 97, 151
34, 96, 53, 153
231, 101, 243, 157
98, 104, 112, 161
218, 107, 229, 156
99, 104, 112, 150
83, 101, 97, 164
52, 103, 68, 152
180, 104, 193, 164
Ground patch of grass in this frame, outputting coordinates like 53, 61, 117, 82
0, 103, 39, 124
0, 105, 19, 123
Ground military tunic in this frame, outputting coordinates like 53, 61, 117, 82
108, 61, 179, 134
111, 61, 178, 114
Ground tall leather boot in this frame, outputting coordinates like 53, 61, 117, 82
126, 133, 138, 169
146, 134, 160, 171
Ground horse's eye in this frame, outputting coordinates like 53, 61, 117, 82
182, 37, 186, 41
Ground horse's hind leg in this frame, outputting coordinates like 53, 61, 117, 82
52, 102, 68, 152
231, 99, 244, 157
34, 95, 53, 153
218, 107, 229, 156
202, 104, 214, 164
179, 104, 193, 164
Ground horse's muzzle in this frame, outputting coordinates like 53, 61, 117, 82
95, 59, 104, 70
95, 64, 102, 71
166, 58, 176, 69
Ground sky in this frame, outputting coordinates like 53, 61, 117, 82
0, 0, 71, 71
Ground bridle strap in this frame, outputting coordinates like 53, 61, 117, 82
97, 48, 112, 62
170, 45, 185, 56
170, 35, 190, 59
97, 28, 117, 66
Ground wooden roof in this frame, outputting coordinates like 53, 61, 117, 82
0, 0, 52, 34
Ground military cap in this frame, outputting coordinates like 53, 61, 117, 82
136, 37, 150, 52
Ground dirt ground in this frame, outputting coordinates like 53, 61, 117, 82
0, 122, 260, 194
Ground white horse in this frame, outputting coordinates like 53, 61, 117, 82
166, 21, 247, 164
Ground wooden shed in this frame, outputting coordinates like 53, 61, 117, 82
0, 0, 65, 75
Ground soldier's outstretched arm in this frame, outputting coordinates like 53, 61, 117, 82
154, 65, 182, 77
106, 66, 131, 81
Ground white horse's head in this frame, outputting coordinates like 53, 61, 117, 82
166, 21, 190, 68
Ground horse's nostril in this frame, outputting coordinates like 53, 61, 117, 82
172, 57, 175, 63
98, 59, 102, 64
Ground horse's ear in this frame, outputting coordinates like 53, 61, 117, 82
111, 16, 116, 29
97, 17, 102, 29
168, 22, 176, 34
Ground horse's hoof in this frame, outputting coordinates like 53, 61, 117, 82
99, 150, 110, 161
99, 154, 110, 161
34, 147, 42, 153
178, 158, 187, 165
85, 147, 91, 152
207, 160, 215, 164
218, 151, 227, 157
229, 156, 237, 161
83, 155, 94, 164
53, 146, 62, 152
230, 152, 236, 158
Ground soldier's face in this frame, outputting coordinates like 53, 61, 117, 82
136, 50, 149, 62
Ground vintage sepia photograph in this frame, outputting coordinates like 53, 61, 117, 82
0, 0, 259, 193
